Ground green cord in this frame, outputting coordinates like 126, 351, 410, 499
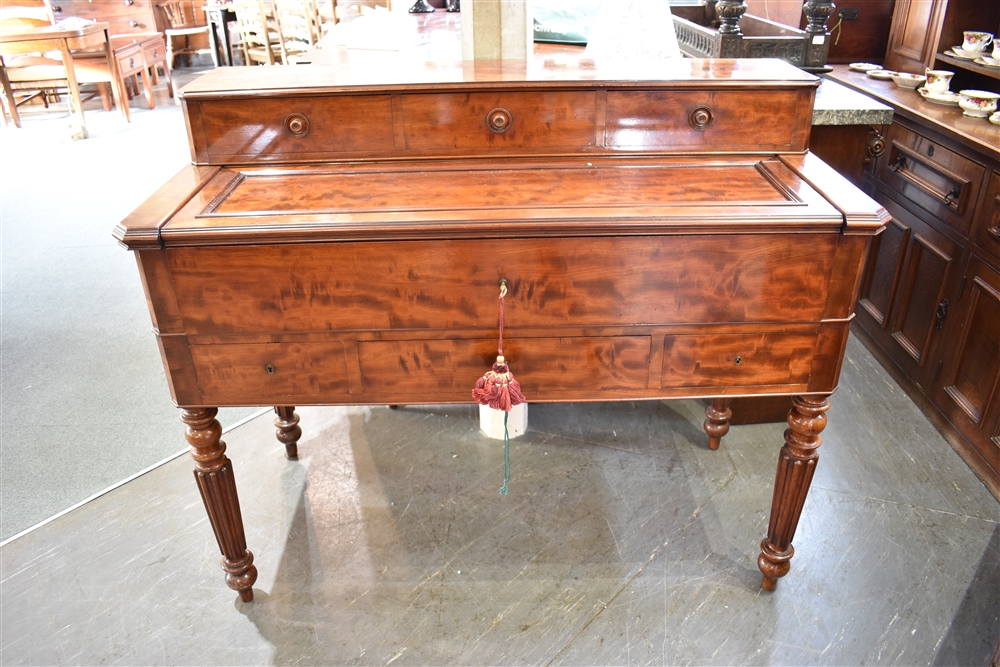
500, 411, 511, 495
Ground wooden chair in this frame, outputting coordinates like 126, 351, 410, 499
0, 2, 128, 126
157, 0, 216, 74
274, 0, 326, 47
231, 0, 307, 65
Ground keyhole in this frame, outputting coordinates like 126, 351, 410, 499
266, 364, 275, 374
734, 356, 742, 366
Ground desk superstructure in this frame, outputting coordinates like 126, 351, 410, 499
115, 59, 888, 601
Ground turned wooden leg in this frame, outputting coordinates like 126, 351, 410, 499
703, 397, 732, 450
758, 394, 829, 591
273, 406, 301, 459
182, 408, 257, 602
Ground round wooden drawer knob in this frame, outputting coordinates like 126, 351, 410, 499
487, 108, 512, 133
284, 113, 310, 138
689, 106, 714, 130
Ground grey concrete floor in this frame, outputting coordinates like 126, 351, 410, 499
1, 67, 998, 666
1, 339, 998, 665
0, 67, 258, 541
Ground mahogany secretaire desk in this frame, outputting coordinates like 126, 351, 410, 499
114, 58, 888, 602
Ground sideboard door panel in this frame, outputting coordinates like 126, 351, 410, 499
858, 217, 909, 327
934, 256, 1000, 476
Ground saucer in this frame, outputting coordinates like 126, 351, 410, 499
849, 62, 880, 72
949, 46, 981, 59
867, 69, 896, 80
918, 87, 960, 105
974, 56, 1000, 68
989, 113, 1000, 126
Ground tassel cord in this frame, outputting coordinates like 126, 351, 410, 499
500, 411, 511, 496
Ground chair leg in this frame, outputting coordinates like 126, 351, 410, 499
0, 66, 21, 128
99, 82, 112, 112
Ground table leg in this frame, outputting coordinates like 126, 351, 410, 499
182, 407, 257, 602
758, 394, 829, 590
274, 406, 301, 459
102, 32, 129, 123
57, 42, 87, 139
703, 397, 732, 450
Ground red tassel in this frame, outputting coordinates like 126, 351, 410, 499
473, 356, 526, 411
472, 280, 526, 412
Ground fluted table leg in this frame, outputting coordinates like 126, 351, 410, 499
274, 406, 301, 459
182, 408, 257, 602
758, 394, 829, 590
703, 397, 733, 450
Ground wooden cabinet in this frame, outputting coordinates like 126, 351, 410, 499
827, 63, 1000, 497
52, 0, 164, 38
116, 60, 887, 600
883, 0, 1000, 89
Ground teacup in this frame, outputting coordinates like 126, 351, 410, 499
962, 31, 993, 53
958, 89, 1000, 118
924, 69, 954, 93
993, 40, 1000, 59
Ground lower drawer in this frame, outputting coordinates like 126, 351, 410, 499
179, 329, 823, 405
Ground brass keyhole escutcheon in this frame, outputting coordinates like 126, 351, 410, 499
735, 356, 742, 366
266, 364, 276, 375
487, 108, 512, 133
284, 113, 310, 138
689, 106, 713, 130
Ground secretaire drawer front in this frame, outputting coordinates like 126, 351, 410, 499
400, 91, 598, 152
878, 124, 985, 235
660, 332, 816, 388
358, 336, 651, 397
191, 96, 395, 161
605, 90, 812, 152
166, 236, 836, 334
190, 341, 350, 402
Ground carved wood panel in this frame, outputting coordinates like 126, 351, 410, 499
883, 0, 946, 73
935, 256, 1000, 476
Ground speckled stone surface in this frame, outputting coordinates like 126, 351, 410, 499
813, 78, 894, 126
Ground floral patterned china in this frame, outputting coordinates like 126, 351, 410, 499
867, 69, 896, 80
918, 88, 961, 106
849, 62, 880, 72
958, 89, 1000, 117
891, 72, 926, 89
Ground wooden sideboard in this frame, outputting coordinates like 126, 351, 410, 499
115, 59, 887, 602
827, 65, 1000, 499
51, 0, 163, 38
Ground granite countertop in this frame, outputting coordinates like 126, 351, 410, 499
812, 78, 894, 126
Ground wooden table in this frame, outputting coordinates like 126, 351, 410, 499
0, 21, 125, 139
115, 58, 888, 602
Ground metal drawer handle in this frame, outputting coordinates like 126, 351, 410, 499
284, 113, 310, 137
889, 155, 905, 172
52, 5, 62, 13
487, 108, 512, 133
129, 57, 135, 68
935, 299, 949, 330
942, 187, 961, 205
689, 106, 713, 130
129, 20, 139, 27
125, 0, 134, 5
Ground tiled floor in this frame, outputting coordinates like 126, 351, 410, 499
1, 336, 997, 665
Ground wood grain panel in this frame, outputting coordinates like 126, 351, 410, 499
192, 96, 394, 159
166, 236, 837, 334
190, 341, 350, 402
358, 336, 650, 395
605, 90, 811, 152
400, 91, 597, 151
210, 162, 794, 215
891, 229, 955, 366
660, 332, 816, 388
859, 218, 909, 327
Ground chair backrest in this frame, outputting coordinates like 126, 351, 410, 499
0, 1, 55, 30
231, 0, 276, 65
156, 0, 195, 30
